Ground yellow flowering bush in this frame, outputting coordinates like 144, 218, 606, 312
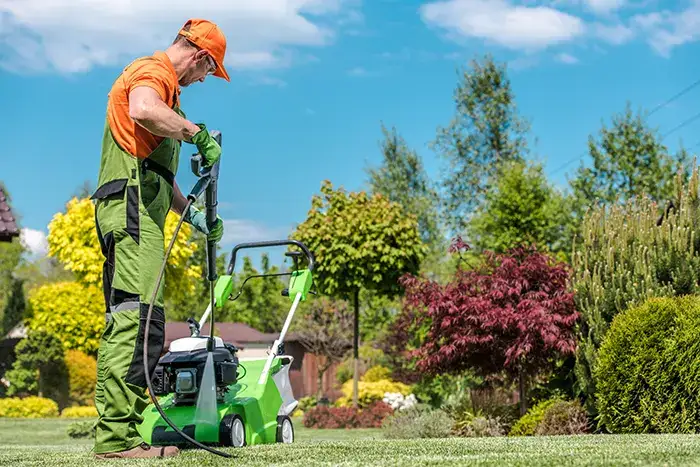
65, 350, 97, 406
335, 379, 411, 408
0, 397, 59, 418
361, 366, 392, 383
61, 406, 98, 418
27, 282, 104, 355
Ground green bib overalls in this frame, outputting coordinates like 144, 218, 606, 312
91, 58, 184, 453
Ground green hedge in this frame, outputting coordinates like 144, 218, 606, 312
595, 295, 700, 433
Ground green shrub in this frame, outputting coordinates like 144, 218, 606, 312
297, 396, 317, 412
0, 396, 59, 418
453, 412, 505, 437
595, 295, 700, 433
67, 420, 96, 439
382, 406, 454, 439
535, 399, 589, 435
572, 168, 700, 411
61, 406, 98, 418
509, 398, 560, 436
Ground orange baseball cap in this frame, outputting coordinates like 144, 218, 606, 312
178, 18, 230, 82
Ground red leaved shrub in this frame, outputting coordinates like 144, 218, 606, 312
303, 401, 394, 429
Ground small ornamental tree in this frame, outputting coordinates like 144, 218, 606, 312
292, 297, 354, 398
293, 180, 426, 407
393, 240, 579, 415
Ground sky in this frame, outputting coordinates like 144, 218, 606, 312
1, 0, 699, 270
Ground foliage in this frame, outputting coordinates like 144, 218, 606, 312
366, 123, 442, 248
2, 277, 26, 335
572, 166, 700, 412
292, 296, 353, 397
0, 396, 59, 418
509, 398, 561, 436
454, 413, 506, 438
468, 159, 572, 261
293, 180, 426, 405
336, 379, 412, 408
64, 350, 96, 407
61, 406, 98, 418
66, 420, 96, 438
432, 53, 530, 235
25, 281, 104, 355
362, 366, 392, 383
219, 255, 289, 332
5, 330, 69, 408
382, 406, 454, 439
293, 180, 426, 300
45, 197, 201, 303
535, 399, 589, 436
594, 295, 700, 434
394, 241, 578, 415
303, 401, 394, 429
296, 396, 318, 413
570, 102, 690, 211
0, 238, 24, 333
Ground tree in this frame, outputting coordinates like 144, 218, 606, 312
468, 159, 573, 261
569, 102, 690, 215
292, 297, 353, 398
394, 240, 578, 415
6, 329, 69, 409
572, 164, 700, 413
366, 123, 442, 248
292, 180, 426, 406
219, 255, 289, 333
46, 197, 202, 303
2, 278, 25, 335
433, 54, 530, 235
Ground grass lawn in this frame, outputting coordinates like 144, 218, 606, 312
4, 418, 700, 466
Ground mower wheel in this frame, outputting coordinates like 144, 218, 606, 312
220, 414, 246, 448
276, 416, 294, 444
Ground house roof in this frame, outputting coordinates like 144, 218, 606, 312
0, 187, 19, 242
164, 321, 294, 350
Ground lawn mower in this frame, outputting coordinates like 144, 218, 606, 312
138, 131, 316, 458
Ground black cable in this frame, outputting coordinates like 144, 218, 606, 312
143, 198, 232, 458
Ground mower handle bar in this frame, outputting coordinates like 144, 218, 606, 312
226, 239, 315, 276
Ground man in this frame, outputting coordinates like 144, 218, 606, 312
90, 18, 229, 459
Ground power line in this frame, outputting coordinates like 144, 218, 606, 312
549, 78, 700, 177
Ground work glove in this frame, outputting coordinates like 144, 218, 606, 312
190, 124, 221, 168
184, 205, 224, 243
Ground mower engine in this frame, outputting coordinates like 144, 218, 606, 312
151, 336, 239, 405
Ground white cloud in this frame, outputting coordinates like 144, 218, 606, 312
420, 0, 586, 51
348, 66, 369, 76
593, 22, 635, 44
220, 219, 290, 247
584, 0, 626, 14
20, 228, 48, 258
630, 1, 700, 56
0, 0, 356, 73
556, 52, 579, 63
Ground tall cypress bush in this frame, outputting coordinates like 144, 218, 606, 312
572, 163, 700, 412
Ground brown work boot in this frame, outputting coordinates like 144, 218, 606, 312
95, 443, 180, 459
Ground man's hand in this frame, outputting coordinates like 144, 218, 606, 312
190, 124, 221, 168
184, 205, 224, 243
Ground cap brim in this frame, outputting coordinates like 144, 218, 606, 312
212, 57, 230, 82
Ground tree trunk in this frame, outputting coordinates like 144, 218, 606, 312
353, 288, 360, 408
519, 364, 528, 416
317, 358, 332, 399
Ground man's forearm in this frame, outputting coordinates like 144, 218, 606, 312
171, 180, 188, 215
129, 87, 201, 142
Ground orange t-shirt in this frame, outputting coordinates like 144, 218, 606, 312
107, 51, 181, 159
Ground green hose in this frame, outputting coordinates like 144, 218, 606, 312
142, 198, 232, 458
